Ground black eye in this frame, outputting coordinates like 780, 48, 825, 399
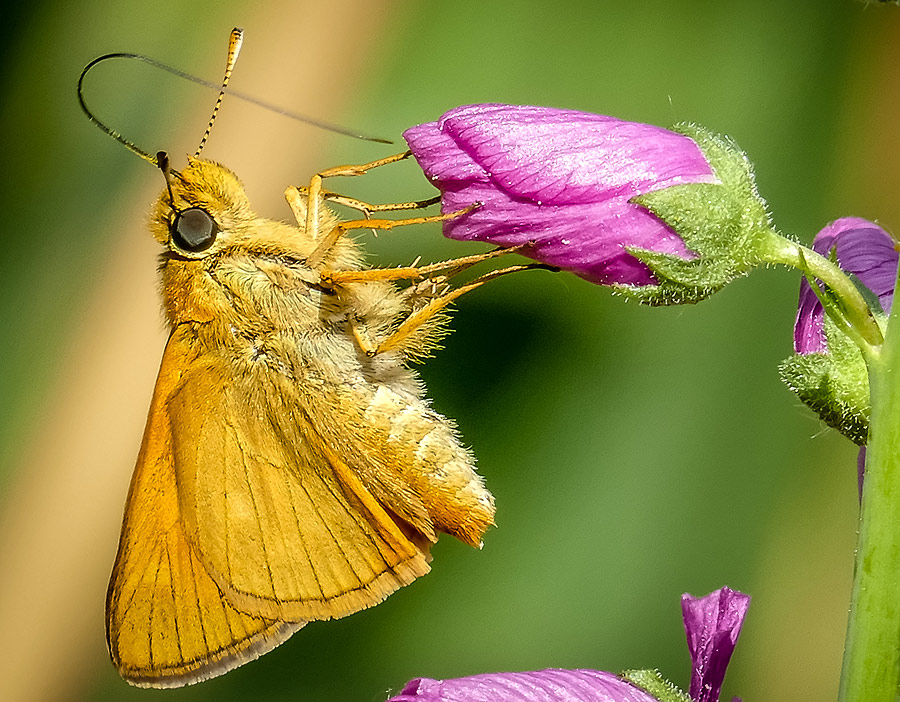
170, 207, 218, 252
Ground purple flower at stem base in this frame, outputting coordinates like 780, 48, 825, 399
386, 587, 748, 702
793, 217, 896, 354
681, 588, 750, 702
782, 217, 897, 447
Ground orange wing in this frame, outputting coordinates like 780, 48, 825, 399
106, 329, 303, 688
106, 325, 432, 686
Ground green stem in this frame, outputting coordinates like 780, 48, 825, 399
762, 228, 900, 699
762, 233, 883, 348
838, 297, 900, 701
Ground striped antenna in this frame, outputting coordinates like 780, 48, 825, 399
78, 26, 393, 164
195, 28, 243, 157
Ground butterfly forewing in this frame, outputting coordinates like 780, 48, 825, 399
105, 330, 305, 687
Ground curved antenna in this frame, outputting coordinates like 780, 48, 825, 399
77, 52, 161, 166
77, 28, 393, 165
195, 27, 243, 158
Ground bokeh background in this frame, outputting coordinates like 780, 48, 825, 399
1, 1, 897, 700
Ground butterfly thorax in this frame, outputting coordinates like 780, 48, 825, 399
150, 158, 428, 408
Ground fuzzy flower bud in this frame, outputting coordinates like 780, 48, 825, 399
404, 104, 778, 305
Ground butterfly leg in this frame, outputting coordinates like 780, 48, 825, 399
324, 193, 441, 216
320, 245, 513, 288
286, 186, 442, 248
366, 263, 552, 357
306, 205, 480, 269
285, 151, 415, 230
292, 188, 441, 218
303, 151, 414, 239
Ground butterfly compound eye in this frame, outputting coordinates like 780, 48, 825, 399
171, 207, 219, 252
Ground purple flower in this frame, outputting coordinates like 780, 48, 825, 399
681, 588, 750, 702
403, 104, 718, 287
788, 217, 897, 494
386, 587, 748, 702
794, 217, 897, 354
783, 217, 894, 447
389, 670, 660, 702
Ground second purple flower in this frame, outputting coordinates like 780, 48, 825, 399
780, 216, 896, 446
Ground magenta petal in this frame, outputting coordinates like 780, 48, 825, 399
403, 104, 716, 286
793, 217, 897, 354
438, 105, 716, 205
444, 107, 623, 203
437, 179, 692, 286
682, 587, 750, 702
403, 119, 491, 184
794, 278, 828, 354
388, 670, 660, 702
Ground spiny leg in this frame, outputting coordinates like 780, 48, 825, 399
303, 151, 413, 243
286, 185, 441, 246
314, 191, 441, 217
317, 150, 413, 179
360, 263, 552, 357
321, 245, 518, 288
307, 204, 480, 269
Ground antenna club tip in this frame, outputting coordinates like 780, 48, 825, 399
155, 151, 170, 172
229, 28, 244, 61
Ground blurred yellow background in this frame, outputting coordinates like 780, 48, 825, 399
1, 1, 897, 700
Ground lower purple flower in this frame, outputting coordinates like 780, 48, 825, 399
390, 670, 660, 702
681, 588, 750, 702
386, 587, 749, 702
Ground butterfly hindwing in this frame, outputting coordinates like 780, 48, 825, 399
165, 324, 432, 622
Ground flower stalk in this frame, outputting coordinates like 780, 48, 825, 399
765, 234, 884, 351
838, 284, 900, 702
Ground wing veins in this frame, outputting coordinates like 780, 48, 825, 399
164, 543, 185, 663
186, 547, 211, 656
269, 411, 385, 592
148, 547, 161, 669
116, 529, 161, 623
295, 470, 361, 596
297, 404, 418, 562
261, 452, 308, 593
318, 462, 409, 573
316, 467, 393, 570
237, 431, 278, 600
284, 467, 324, 601
306, 474, 367, 586
223, 446, 231, 583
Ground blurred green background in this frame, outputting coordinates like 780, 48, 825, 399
1, 1, 896, 700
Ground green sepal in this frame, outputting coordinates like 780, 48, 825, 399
621, 669, 692, 702
778, 312, 874, 445
617, 124, 779, 306
847, 270, 887, 317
